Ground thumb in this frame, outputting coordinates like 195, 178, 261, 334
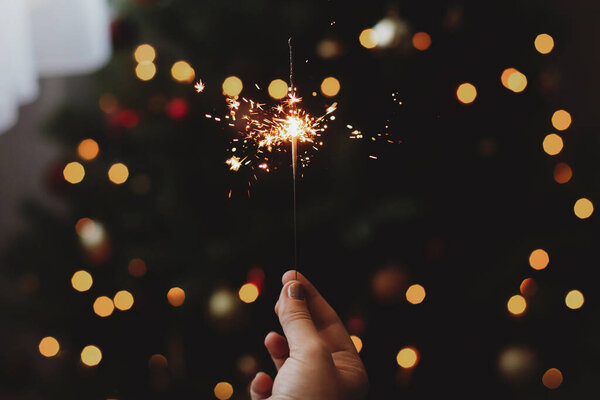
277, 280, 319, 354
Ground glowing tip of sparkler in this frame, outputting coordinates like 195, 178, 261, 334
194, 80, 205, 93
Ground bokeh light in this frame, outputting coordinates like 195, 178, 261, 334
267, 79, 289, 100
542, 133, 563, 156
93, 296, 115, 317
222, 76, 243, 97
507, 295, 527, 315
99, 93, 118, 114
136, 62, 157, 81
534, 34, 555, 54
134, 44, 156, 63
167, 287, 185, 307
149, 354, 168, 368
507, 70, 527, 93
359, 28, 378, 49
519, 278, 538, 297
39, 336, 60, 357
565, 289, 584, 309
114, 290, 134, 311
542, 368, 563, 389
76, 218, 106, 249
320, 77, 341, 97
171, 61, 195, 83
553, 162, 572, 184
412, 32, 431, 51
529, 249, 549, 270
128, 258, 147, 277
396, 347, 418, 368
405, 284, 426, 304
209, 289, 236, 317
77, 139, 99, 161
63, 162, 85, 184
108, 163, 129, 184
574, 198, 594, 219
551, 109, 572, 131
500, 68, 518, 88
350, 335, 363, 353
498, 345, 537, 383
81, 345, 102, 367
238, 283, 259, 303
214, 382, 234, 400
71, 270, 93, 292
456, 83, 477, 104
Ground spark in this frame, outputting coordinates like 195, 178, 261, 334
194, 80, 205, 93
226, 155, 243, 171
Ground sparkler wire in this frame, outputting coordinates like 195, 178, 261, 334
289, 37, 298, 281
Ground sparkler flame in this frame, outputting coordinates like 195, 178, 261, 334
194, 80, 205, 93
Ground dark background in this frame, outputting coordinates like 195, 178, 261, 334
1, 0, 599, 398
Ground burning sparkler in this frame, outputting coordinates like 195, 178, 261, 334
194, 79, 205, 93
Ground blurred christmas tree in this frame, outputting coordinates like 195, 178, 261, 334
2, 0, 599, 399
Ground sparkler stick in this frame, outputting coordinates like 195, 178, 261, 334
289, 38, 299, 281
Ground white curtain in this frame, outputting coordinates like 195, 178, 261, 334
0, 0, 112, 133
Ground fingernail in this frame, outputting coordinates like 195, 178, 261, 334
288, 282, 305, 300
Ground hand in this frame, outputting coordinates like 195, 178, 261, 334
250, 270, 368, 400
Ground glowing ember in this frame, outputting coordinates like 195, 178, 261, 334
194, 80, 205, 93
226, 155, 243, 171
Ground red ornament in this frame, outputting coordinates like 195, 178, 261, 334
166, 98, 189, 120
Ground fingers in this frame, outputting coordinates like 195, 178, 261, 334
276, 280, 321, 354
280, 270, 355, 353
264, 331, 289, 370
250, 371, 273, 400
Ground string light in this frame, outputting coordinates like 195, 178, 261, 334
171, 61, 195, 83
108, 163, 129, 184
412, 32, 431, 51
320, 77, 341, 97
238, 283, 259, 303
565, 289, 584, 309
267, 79, 288, 100
542, 133, 563, 156
214, 382, 234, 400
359, 28, 378, 49
506, 70, 527, 93
136, 62, 157, 81
167, 287, 185, 307
396, 347, 419, 368
456, 83, 477, 104
529, 249, 549, 270
222, 76, 243, 97
534, 34, 554, 54
405, 284, 426, 304
519, 278, 538, 297
553, 162, 572, 184
134, 44, 156, 63
113, 290, 134, 311
573, 197, 593, 219
71, 270, 93, 292
542, 368, 563, 389
78, 139, 99, 161
81, 345, 102, 367
63, 162, 85, 184
507, 294, 527, 315
551, 109, 572, 131
93, 296, 115, 317
39, 336, 60, 357
350, 335, 363, 353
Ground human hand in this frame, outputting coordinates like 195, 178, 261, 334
250, 270, 368, 400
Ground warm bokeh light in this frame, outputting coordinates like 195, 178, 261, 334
551, 109, 572, 131
93, 296, 114, 317
267, 79, 289, 100
574, 197, 594, 219
507, 70, 527, 93
542, 133, 563, 156
209, 289, 236, 317
529, 249, 549, 270
456, 83, 477, 104
406, 284, 426, 304
500, 68, 518, 88
128, 258, 147, 277
149, 353, 168, 368
350, 335, 363, 353
63, 162, 85, 184
136, 61, 157, 81
81, 345, 102, 367
77, 139, 100, 161
171, 60, 195, 83
396, 347, 418, 368
71, 270, 93, 292
519, 278, 538, 297
114, 290, 134, 311
167, 287, 185, 307
134, 44, 156, 62
99, 93, 118, 114
565, 289, 584, 309
534, 34, 555, 54
214, 382, 234, 400
108, 163, 129, 184
553, 162, 572, 184
320, 77, 341, 97
542, 368, 563, 389
359, 28, 378, 49
39, 336, 60, 357
222, 76, 243, 97
75, 218, 106, 249
412, 32, 431, 51
507, 294, 527, 315
238, 283, 259, 303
